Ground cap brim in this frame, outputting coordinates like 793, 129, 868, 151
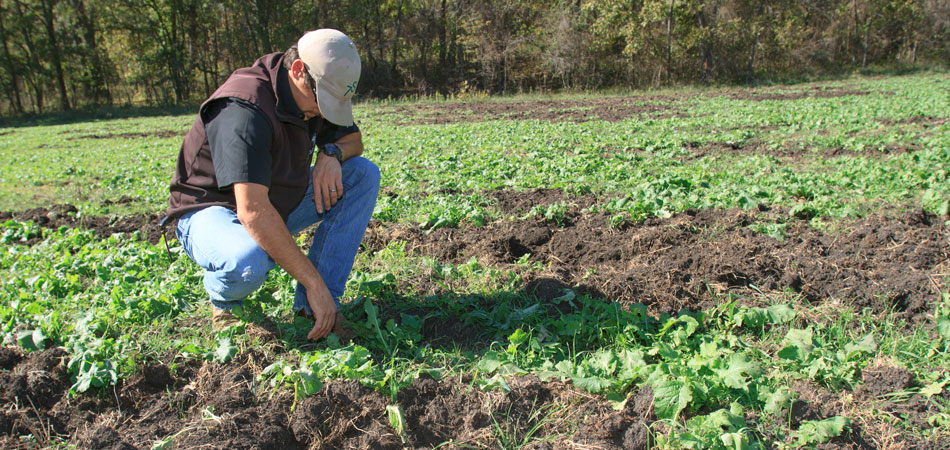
316, 80, 354, 126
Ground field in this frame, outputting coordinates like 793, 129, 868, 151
1, 73, 949, 449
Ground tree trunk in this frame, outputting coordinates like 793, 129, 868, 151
862, 10, 870, 68
438, 0, 446, 79
71, 0, 111, 105
747, 26, 757, 84
391, 0, 404, 76
12, 0, 43, 113
666, 0, 674, 82
39, 0, 70, 110
0, 6, 23, 114
851, 0, 858, 63
697, 0, 710, 81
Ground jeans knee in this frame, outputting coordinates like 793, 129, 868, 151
213, 249, 272, 299
349, 157, 380, 193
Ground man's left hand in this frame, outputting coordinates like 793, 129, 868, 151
313, 152, 343, 214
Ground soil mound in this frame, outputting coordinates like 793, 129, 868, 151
0, 204, 165, 245
365, 205, 949, 317
0, 349, 657, 449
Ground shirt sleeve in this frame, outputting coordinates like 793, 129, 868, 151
315, 120, 360, 148
203, 98, 274, 190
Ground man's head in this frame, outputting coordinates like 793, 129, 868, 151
285, 29, 361, 125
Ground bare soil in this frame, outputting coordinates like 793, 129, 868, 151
0, 348, 655, 449
2, 196, 947, 448
0, 204, 165, 245
684, 138, 926, 160
365, 202, 949, 318
385, 96, 686, 124
64, 130, 184, 140
383, 87, 871, 125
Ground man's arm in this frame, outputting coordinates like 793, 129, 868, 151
233, 182, 336, 340
313, 131, 363, 214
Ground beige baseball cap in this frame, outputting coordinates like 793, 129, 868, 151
297, 29, 361, 126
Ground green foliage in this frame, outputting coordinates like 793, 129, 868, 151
786, 416, 851, 448
2, 75, 949, 448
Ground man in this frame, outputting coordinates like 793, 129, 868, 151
163, 29, 379, 340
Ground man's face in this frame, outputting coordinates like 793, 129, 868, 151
290, 59, 322, 120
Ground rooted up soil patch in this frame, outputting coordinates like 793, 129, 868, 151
364, 205, 949, 318
65, 130, 184, 140
0, 349, 655, 449
0, 204, 165, 245
383, 87, 872, 125
386, 96, 688, 124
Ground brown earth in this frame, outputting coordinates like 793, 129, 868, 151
385, 96, 686, 125
877, 115, 949, 128
0, 204, 165, 245
364, 203, 949, 319
0, 347, 655, 449
721, 87, 871, 101
64, 130, 184, 140
382, 87, 871, 125
787, 376, 950, 450
684, 139, 927, 160
2, 341, 945, 448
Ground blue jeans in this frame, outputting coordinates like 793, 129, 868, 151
176, 156, 380, 313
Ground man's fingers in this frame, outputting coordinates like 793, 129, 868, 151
321, 185, 332, 213
313, 186, 325, 214
307, 311, 337, 340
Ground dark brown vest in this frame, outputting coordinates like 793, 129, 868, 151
167, 52, 317, 222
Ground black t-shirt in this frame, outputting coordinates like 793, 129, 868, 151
203, 67, 360, 190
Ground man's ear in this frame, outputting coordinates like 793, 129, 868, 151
290, 59, 307, 81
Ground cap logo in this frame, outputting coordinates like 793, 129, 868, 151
344, 81, 358, 97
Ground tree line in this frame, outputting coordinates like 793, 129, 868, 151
0, 0, 946, 115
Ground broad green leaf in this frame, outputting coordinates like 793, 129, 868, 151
721, 432, 750, 450
761, 388, 793, 415
508, 328, 529, 346
387, 404, 407, 439
16, 329, 46, 352
937, 317, 950, 341
364, 300, 379, 325
652, 376, 694, 420
784, 328, 813, 350
213, 337, 237, 363
921, 379, 947, 398
792, 416, 851, 446
554, 359, 574, 375
476, 351, 503, 373
781, 327, 814, 360
298, 370, 323, 396
766, 304, 796, 324
844, 334, 877, 356
588, 349, 616, 374
700, 341, 719, 359
734, 308, 767, 329
715, 354, 762, 390
573, 376, 611, 393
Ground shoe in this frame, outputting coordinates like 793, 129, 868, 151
212, 307, 240, 329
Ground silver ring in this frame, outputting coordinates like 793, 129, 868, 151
329, 189, 337, 193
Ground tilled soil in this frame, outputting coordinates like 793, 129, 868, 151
683, 138, 927, 160
382, 87, 871, 125
2, 346, 945, 448
365, 204, 949, 318
0, 204, 165, 245
0, 348, 656, 449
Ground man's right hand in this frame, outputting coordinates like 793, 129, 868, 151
306, 282, 337, 340
233, 182, 339, 341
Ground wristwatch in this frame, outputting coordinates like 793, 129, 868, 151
321, 143, 344, 164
